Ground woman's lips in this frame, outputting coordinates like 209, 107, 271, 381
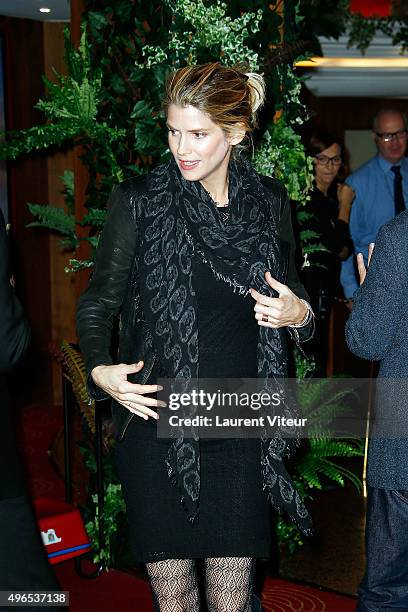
179, 160, 200, 171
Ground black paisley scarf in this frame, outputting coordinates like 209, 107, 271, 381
140, 157, 312, 535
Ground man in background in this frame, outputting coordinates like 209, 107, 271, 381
340, 108, 408, 300
346, 212, 408, 611
0, 209, 60, 599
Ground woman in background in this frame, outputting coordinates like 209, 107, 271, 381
301, 129, 353, 375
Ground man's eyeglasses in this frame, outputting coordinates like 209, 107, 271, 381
315, 155, 342, 167
375, 129, 408, 142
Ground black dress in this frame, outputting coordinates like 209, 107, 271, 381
115, 224, 272, 563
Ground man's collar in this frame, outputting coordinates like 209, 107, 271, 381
376, 153, 408, 172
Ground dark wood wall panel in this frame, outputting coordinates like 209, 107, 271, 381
0, 17, 52, 401
304, 90, 408, 141
43, 22, 76, 404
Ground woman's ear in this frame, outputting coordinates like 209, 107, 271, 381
227, 126, 246, 146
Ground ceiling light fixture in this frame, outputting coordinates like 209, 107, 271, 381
39, 7, 52, 13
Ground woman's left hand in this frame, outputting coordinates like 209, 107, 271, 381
250, 271, 307, 328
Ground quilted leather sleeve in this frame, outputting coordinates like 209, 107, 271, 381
76, 181, 140, 395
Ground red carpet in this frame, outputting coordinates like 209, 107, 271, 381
53, 560, 154, 612
261, 578, 356, 611
19, 403, 65, 501
20, 403, 357, 611
53, 562, 357, 612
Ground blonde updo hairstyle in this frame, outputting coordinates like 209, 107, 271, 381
162, 62, 266, 155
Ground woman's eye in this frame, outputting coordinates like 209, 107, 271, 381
194, 132, 206, 139
168, 129, 178, 136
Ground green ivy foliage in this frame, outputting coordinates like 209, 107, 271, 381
85, 484, 129, 568
299, 0, 408, 54
253, 117, 314, 202
347, 12, 408, 54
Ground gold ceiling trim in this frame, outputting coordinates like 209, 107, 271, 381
295, 57, 408, 68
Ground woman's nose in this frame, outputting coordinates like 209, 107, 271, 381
177, 134, 192, 156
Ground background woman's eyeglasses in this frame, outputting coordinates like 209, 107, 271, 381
375, 129, 408, 142
315, 155, 342, 166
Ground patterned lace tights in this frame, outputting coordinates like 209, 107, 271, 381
146, 557, 255, 612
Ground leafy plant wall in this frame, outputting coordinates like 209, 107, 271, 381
1, 0, 367, 566
1, 0, 318, 271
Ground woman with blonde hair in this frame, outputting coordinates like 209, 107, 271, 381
77, 62, 314, 612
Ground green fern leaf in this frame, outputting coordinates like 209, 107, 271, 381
27, 203, 76, 237
81, 208, 108, 227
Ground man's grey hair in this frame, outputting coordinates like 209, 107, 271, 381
372, 108, 408, 133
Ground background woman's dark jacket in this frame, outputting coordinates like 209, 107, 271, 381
299, 186, 352, 374
301, 186, 353, 314
77, 174, 313, 440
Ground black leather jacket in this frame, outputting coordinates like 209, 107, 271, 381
77, 173, 313, 441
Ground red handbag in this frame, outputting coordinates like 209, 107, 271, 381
33, 497, 91, 565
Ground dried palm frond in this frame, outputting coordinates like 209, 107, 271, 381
60, 341, 95, 434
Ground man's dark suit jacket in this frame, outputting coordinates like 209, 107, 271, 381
0, 210, 60, 594
346, 210, 408, 489
0, 209, 30, 500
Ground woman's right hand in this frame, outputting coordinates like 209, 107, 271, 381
91, 361, 165, 420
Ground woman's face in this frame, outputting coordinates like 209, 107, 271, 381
167, 104, 237, 190
314, 142, 342, 192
